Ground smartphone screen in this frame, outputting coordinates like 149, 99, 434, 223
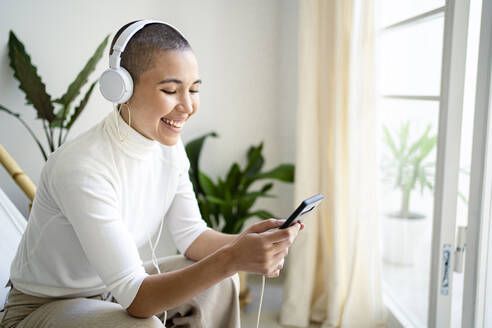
279, 193, 324, 229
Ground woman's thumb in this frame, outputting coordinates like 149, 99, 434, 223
247, 218, 286, 233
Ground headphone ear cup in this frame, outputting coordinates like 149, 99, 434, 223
99, 67, 134, 104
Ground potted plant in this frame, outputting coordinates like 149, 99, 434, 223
0, 30, 109, 161
381, 122, 436, 265
185, 132, 295, 307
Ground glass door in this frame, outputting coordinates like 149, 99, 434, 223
375, 0, 471, 326
375, 3, 444, 324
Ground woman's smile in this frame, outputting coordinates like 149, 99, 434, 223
160, 117, 186, 132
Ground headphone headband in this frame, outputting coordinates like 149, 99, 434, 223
100, 19, 187, 104
109, 20, 186, 69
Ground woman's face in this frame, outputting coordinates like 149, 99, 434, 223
125, 49, 201, 146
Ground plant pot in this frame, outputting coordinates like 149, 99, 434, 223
382, 212, 427, 266
238, 271, 251, 309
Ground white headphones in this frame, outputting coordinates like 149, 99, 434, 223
99, 19, 186, 104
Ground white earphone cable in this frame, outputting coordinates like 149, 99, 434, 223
141, 171, 171, 326
143, 211, 167, 324
256, 275, 266, 328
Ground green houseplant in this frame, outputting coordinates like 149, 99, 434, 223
381, 122, 436, 265
185, 132, 295, 234
0, 30, 109, 161
184, 132, 295, 307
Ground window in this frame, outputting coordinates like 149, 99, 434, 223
375, 0, 482, 326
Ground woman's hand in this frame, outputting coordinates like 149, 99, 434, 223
226, 219, 304, 277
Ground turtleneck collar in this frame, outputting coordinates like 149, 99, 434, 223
103, 109, 162, 160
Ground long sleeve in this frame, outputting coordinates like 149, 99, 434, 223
8, 112, 202, 307
51, 163, 148, 309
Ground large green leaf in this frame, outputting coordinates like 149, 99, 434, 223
8, 30, 55, 122
260, 183, 273, 193
185, 132, 218, 194
65, 81, 97, 130
225, 163, 242, 195
254, 164, 295, 182
237, 193, 257, 214
244, 143, 264, 179
198, 171, 217, 196
221, 202, 234, 225
205, 195, 227, 205
216, 177, 226, 196
54, 35, 109, 107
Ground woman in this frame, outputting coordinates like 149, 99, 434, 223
0, 20, 301, 327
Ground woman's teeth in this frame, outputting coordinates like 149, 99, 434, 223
162, 118, 185, 128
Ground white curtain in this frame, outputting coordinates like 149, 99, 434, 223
280, 0, 386, 326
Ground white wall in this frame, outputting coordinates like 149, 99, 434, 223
0, 0, 298, 258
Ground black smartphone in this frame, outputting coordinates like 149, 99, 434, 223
279, 193, 324, 229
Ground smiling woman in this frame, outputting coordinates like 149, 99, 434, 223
0, 20, 300, 328
121, 49, 201, 146
105, 21, 201, 146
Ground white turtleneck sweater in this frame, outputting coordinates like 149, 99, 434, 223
9, 111, 210, 309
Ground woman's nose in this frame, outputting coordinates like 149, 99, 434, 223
177, 93, 194, 114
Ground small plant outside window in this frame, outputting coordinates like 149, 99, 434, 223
382, 122, 436, 219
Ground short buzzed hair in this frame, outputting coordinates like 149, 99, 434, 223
110, 21, 191, 84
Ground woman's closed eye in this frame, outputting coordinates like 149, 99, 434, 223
161, 89, 200, 95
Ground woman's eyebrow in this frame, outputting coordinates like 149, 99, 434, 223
157, 78, 202, 85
